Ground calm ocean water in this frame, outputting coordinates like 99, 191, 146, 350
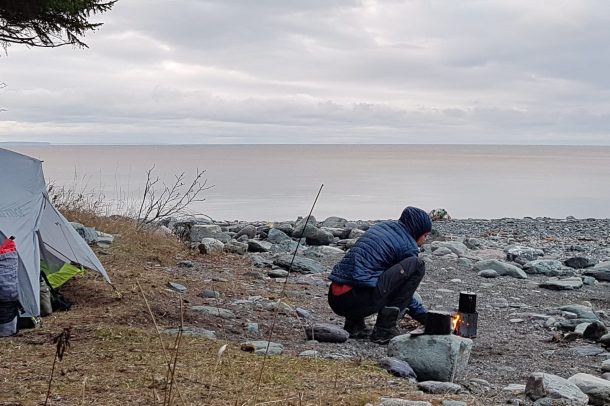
6, 144, 610, 221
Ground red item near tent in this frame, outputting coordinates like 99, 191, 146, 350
0, 237, 16, 255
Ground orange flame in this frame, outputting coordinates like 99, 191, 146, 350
451, 313, 461, 332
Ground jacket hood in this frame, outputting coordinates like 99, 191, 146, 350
399, 206, 432, 239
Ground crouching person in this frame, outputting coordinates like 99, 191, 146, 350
328, 206, 432, 344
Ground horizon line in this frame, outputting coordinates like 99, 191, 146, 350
3, 142, 610, 147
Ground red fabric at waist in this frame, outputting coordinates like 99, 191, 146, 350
0, 238, 16, 255
330, 282, 353, 296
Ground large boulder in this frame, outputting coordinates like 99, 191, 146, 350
292, 215, 318, 239
564, 257, 597, 269
568, 373, 610, 406
198, 238, 224, 255
583, 268, 610, 282
525, 372, 588, 405
431, 241, 468, 257
321, 216, 348, 228
523, 260, 568, 276
272, 222, 294, 236
473, 259, 527, 279
305, 228, 334, 246
247, 240, 273, 253
190, 224, 231, 243
506, 246, 544, 265
224, 240, 248, 255
234, 224, 257, 239
267, 228, 292, 244
387, 334, 473, 383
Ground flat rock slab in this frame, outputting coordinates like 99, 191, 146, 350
267, 269, 289, 278
163, 327, 216, 339
240, 340, 283, 355
304, 323, 349, 343
299, 350, 320, 358
473, 259, 527, 279
540, 277, 583, 290
569, 345, 606, 357
274, 255, 328, 274
523, 259, 568, 276
583, 268, 610, 282
564, 257, 596, 269
380, 399, 432, 406
568, 373, 610, 406
477, 270, 499, 278
417, 381, 462, 394
387, 334, 473, 382
168, 282, 187, 293
191, 305, 235, 319
378, 357, 417, 379
503, 384, 526, 395
526, 372, 588, 405
559, 305, 599, 321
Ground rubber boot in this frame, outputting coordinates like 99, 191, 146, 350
370, 306, 401, 344
343, 318, 370, 339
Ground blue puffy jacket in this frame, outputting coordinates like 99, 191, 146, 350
329, 206, 432, 288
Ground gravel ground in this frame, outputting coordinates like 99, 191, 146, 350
181, 217, 610, 404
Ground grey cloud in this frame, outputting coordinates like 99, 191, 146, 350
2, 1, 610, 144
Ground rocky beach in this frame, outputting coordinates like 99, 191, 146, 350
146, 214, 610, 405
2, 214, 610, 405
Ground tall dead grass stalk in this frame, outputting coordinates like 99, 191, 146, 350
44, 327, 72, 406
252, 184, 323, 405
136, 280, 186, 406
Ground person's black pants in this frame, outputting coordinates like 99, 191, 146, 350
328, 256, 425, 321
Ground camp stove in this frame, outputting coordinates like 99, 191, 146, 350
453, 291, 478, 338
414, 292, 479, 337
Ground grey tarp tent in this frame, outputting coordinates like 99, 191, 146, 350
0, 148, 110, 316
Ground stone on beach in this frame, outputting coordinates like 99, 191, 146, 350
583, 268, 610, 282
190, 224, 231, 243
431, 241, 469, 256
378, 357, 417, 379
247, 239, 272, 252
473, 259, 527, 279
198, 238, 224, 255
523, 259, 568, 276
568, 373, 610, 406
224, 240, 248, 254
506, 245, 545, 265
564, 257, 596, 269
416, 381, 462, 394
274, 255, 328, 274
387, 334, 473, 382
240, 340, 283, 355
304, 323, 349, 343
380, 399, 432, 406
558, 305, 599, 321
539, 276, 583, 291
191, 305, 235, 319
525, 372, 588, 405
163, 327, 216, 339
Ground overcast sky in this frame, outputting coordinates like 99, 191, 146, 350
2, 0, 610, 145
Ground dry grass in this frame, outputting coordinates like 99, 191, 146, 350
0, 210, 475, 406
0, 325, 433, 406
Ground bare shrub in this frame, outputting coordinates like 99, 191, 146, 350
135, 166, 213, 230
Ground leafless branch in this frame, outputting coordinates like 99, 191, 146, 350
136, 167, 213, 229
